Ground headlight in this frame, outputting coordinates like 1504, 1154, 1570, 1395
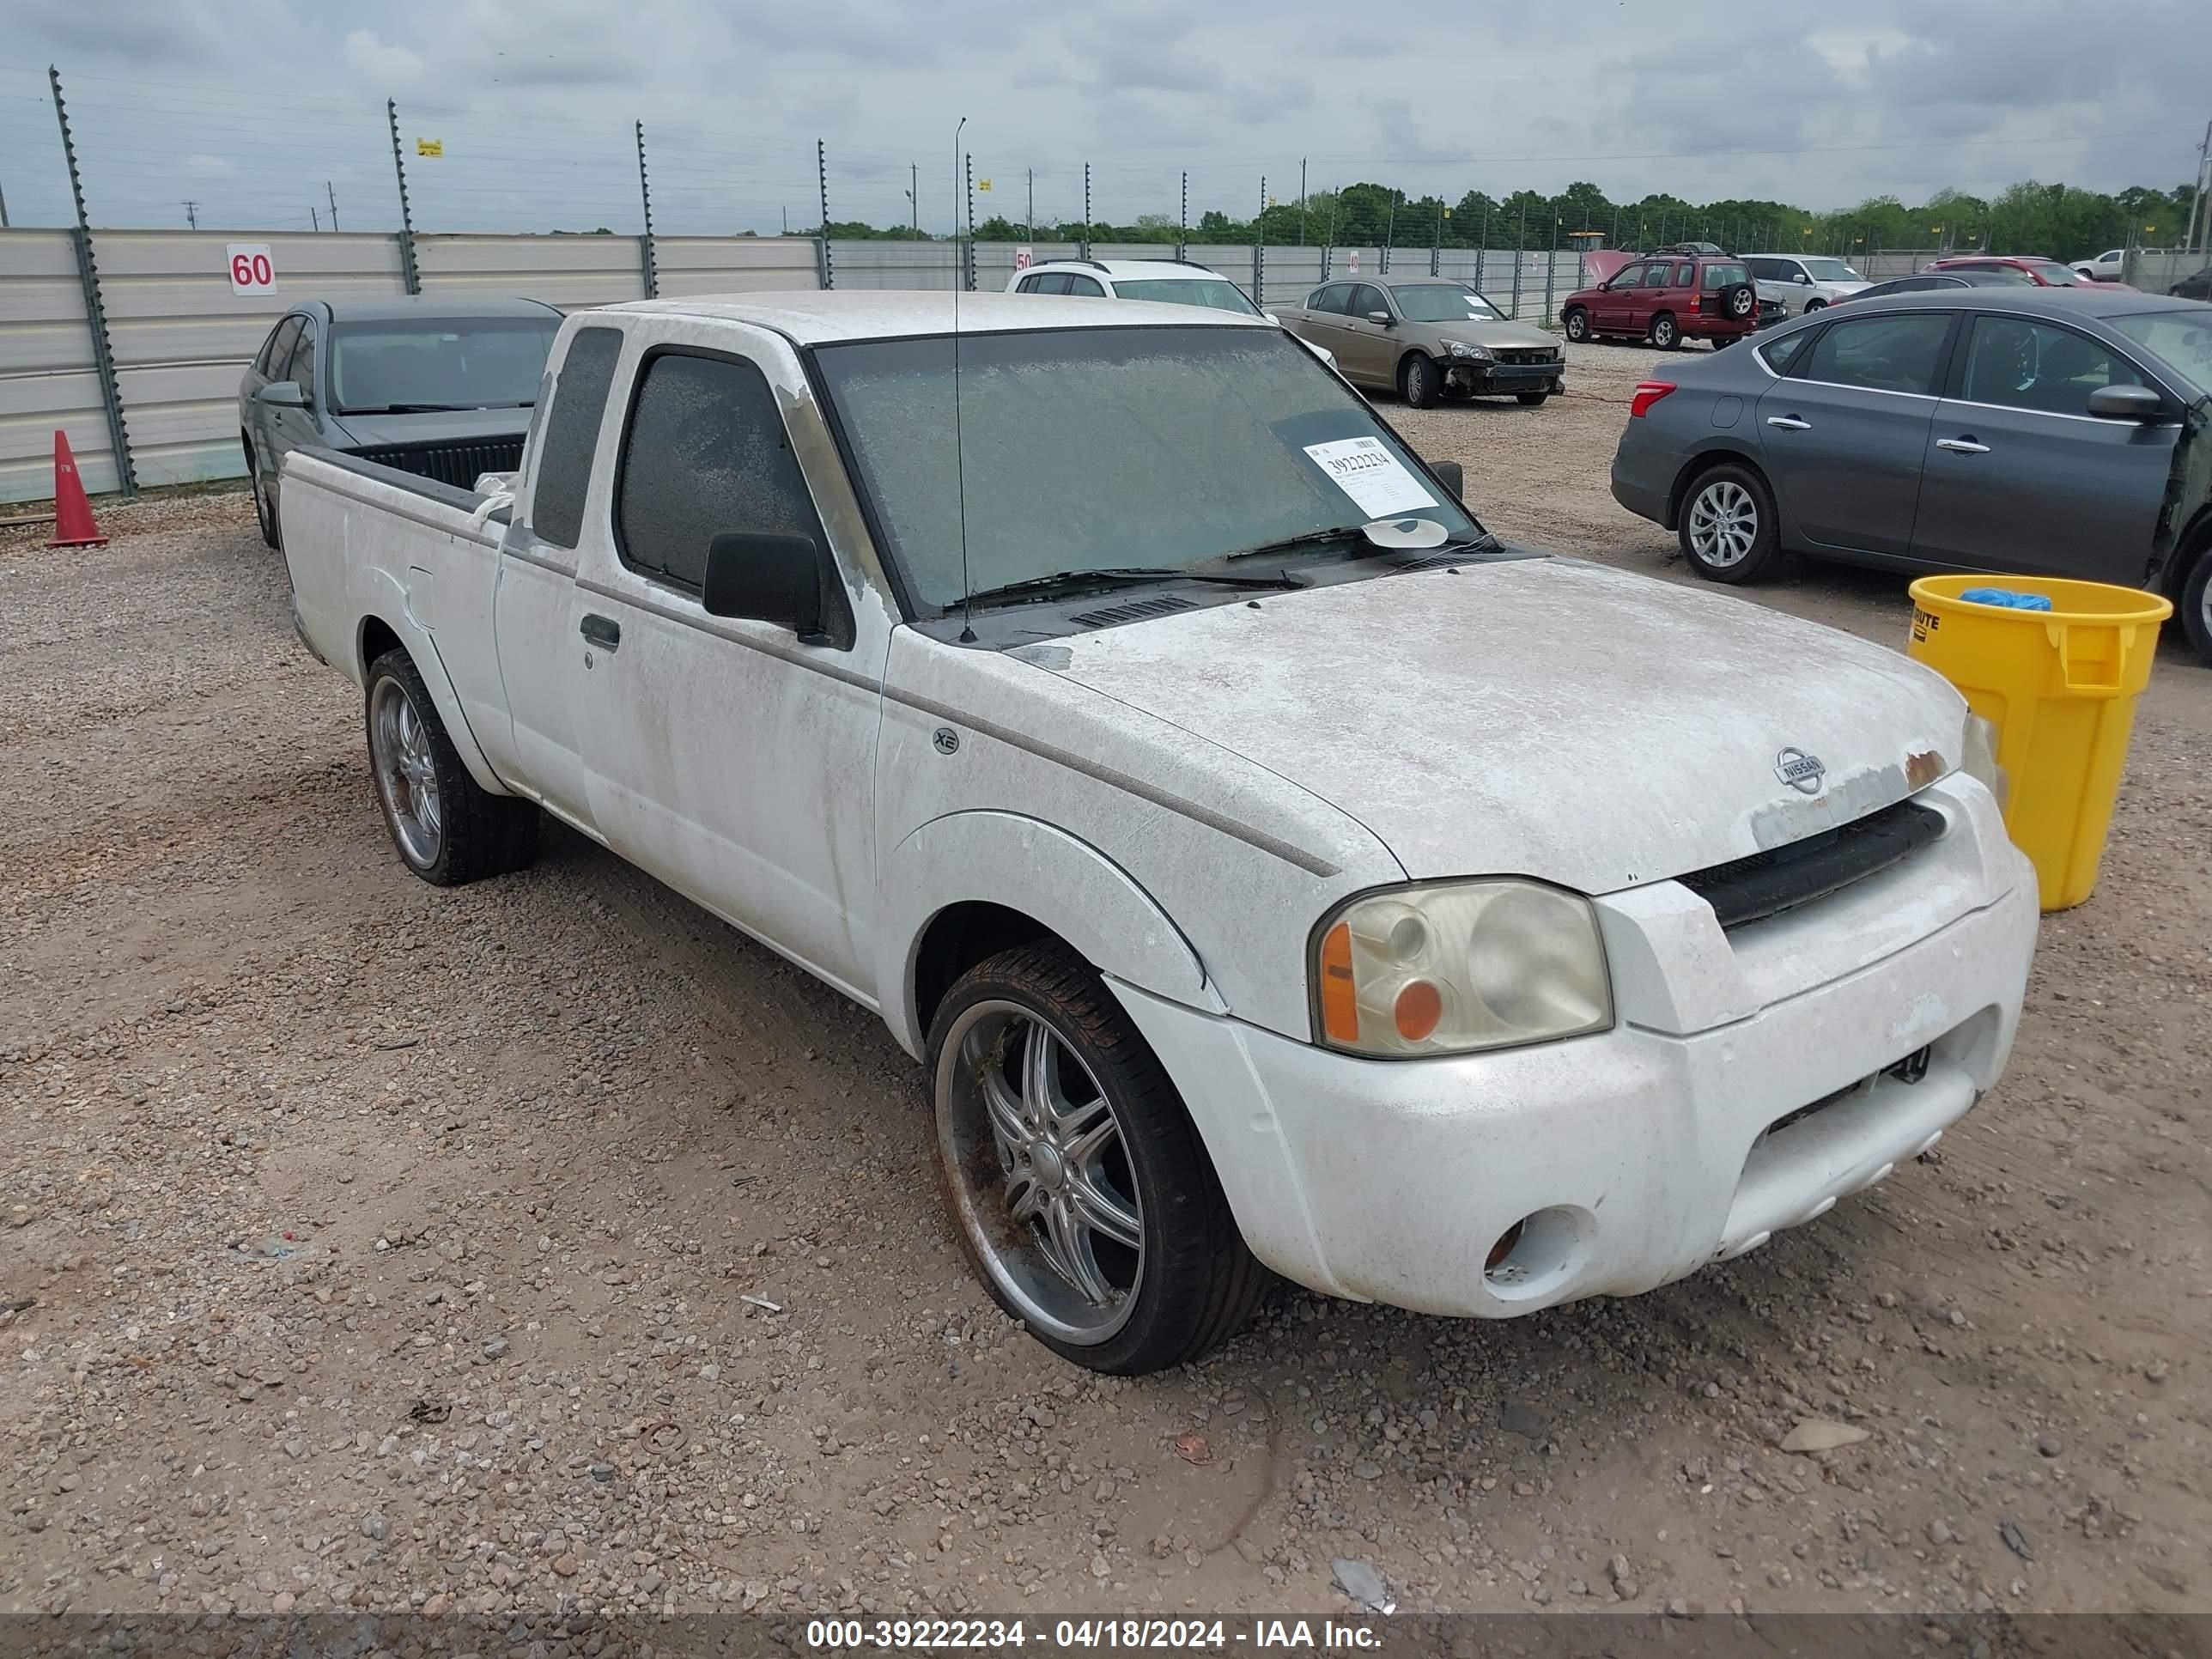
1313, 880, 1613, 1058
1960, 713, 2009, 811
1445, 341, 1492, 361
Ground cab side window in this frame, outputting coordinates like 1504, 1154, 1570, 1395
253, 317, 296, 375
530, 325, 624, 550
616, 349, 828, 593
1960, 317, 2146, 416
1065, 276, 1105, 297
1348, 284, 1388, 318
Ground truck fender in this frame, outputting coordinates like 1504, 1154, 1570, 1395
353, 577, 507, 799
873, 811, 1224, 1059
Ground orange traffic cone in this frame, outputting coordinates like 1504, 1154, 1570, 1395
47, 429, 107, 549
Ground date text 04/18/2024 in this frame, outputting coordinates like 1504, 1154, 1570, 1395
803, 1619, 1383, 1650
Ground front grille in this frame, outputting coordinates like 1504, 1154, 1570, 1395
1066, 593, 1195, 629
1496, 347, 1559, 366
349, 437, 526, 492
1679, 798, 1946, 931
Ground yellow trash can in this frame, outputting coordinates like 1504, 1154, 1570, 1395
1906, 574, 2171, 911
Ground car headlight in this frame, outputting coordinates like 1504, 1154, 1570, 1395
1313, 880, 1613, 1058
1960, 713, 2009, 811
1445, 341, 1492, 361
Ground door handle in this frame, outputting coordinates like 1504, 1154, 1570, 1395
1935, 437, 1990, 454
579, 613, 621, 651
1766, 415, 1812, 430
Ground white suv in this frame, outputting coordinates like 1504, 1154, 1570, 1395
1009, 258, 1335, 368
1745, 254, 1871, 316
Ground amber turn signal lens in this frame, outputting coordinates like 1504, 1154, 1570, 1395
1319, 921, 1359, 1043
1393, 979, 1443, 1042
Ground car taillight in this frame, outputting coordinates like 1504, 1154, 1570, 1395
1630, 381, 1676, 418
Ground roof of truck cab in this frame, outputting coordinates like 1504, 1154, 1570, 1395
611, 289, 1273, 344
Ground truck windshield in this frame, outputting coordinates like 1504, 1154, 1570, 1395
811, 325, 1480, 611
329, 318, 561, 414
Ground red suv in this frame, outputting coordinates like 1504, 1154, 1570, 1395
1923, 255, 2113, 291
1560, 245, 1764, 350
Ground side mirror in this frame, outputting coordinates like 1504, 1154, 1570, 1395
2085, 384, 2163, 422
1365, 310, 1394, 325
702, 531, 846, 647
256, 380, 307, 410
1262, 311, 1280, 324
1794, 272, 1812, 285
1428, 459, 1464, 500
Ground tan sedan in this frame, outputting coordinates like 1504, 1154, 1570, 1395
1272, 277, 1565, 408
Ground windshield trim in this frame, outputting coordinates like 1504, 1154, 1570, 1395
800, 322, 1484, 623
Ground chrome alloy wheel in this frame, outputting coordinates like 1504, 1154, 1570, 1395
936, 1000, 1145, 1344
368, 676, 442, 867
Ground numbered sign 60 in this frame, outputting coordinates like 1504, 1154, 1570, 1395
227, 243, 277, 297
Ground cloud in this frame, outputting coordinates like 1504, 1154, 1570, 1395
341, 27, 426, 90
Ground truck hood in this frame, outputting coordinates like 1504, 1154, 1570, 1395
1818, 280, 1871, 298
325, 405, 534, 449
1035, 557, 1965, 893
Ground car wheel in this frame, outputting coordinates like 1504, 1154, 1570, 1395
1516, 391, 1550, 406
364, 648, 538, 885
927, 942, 1268, 1375
1650, 313, 1680, 350
1804, 298, 1827, 313
1679, 462, 1782, 583
245, 436, 280, 550
2181, 544, 2212, 666
1399, 353, 1440, 409
1563, 307, 1590, 343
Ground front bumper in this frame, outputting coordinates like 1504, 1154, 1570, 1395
1115, 781, 2038, 1318
1447, 356, 1564, 390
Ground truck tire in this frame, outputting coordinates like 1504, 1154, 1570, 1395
364, 647, 538, 886
1563, 307, 1591, 343
1516, 391, 1550, 406
1650, 312, 1680, 350
1399, 352, 1441, 409
1718, 282, 1758, 323
1678, 461, 1782, 584
927, 941, 1269, 1375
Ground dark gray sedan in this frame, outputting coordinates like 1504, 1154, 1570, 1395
239, 296, 562, 548
1609, 287, 2212, 663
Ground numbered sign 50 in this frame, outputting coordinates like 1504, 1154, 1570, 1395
227, 243, 277, 297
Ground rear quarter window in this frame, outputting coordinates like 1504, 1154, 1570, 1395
529, 325, 624, 550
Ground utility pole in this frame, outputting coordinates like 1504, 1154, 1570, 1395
1177, 170, 1187, 263
310, 206, 319, 232
1025, 168, 1033, 240
2187, 117, 2212, 257
387, 99, 420, 294
1255, 175, 1267, 306
326, 180, 339, 231
908, 161, 918, 235
0, 165, 9, 228
1081, 161, 1091, 259
180, 200, 198, 229
635, 120, 658, 299
1382, 191, 1395, 272
1298, 158, 1308, 246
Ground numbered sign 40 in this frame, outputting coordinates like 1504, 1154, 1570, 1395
227, 243, 277, 297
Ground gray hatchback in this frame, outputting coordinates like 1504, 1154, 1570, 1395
238, 296, 562, 548
1608, 287, 2212, 663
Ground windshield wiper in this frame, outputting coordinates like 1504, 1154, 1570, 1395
961, 566, 1303, 609
1224, 525, 1376, 562
340, 402, 476, 415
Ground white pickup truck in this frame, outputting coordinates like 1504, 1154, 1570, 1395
282, 290, 2039, 1375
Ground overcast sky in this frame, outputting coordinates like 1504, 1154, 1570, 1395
2, 0, 2206, 238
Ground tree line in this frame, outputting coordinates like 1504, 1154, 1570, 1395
807, 178, 2199, 262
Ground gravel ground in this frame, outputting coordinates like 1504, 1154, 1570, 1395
3, 356, 2207, 1624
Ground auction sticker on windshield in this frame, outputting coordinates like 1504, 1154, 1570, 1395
1304, 436, 1436, 519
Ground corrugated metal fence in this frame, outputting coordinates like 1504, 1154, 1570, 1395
2, 228, 1583, 505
